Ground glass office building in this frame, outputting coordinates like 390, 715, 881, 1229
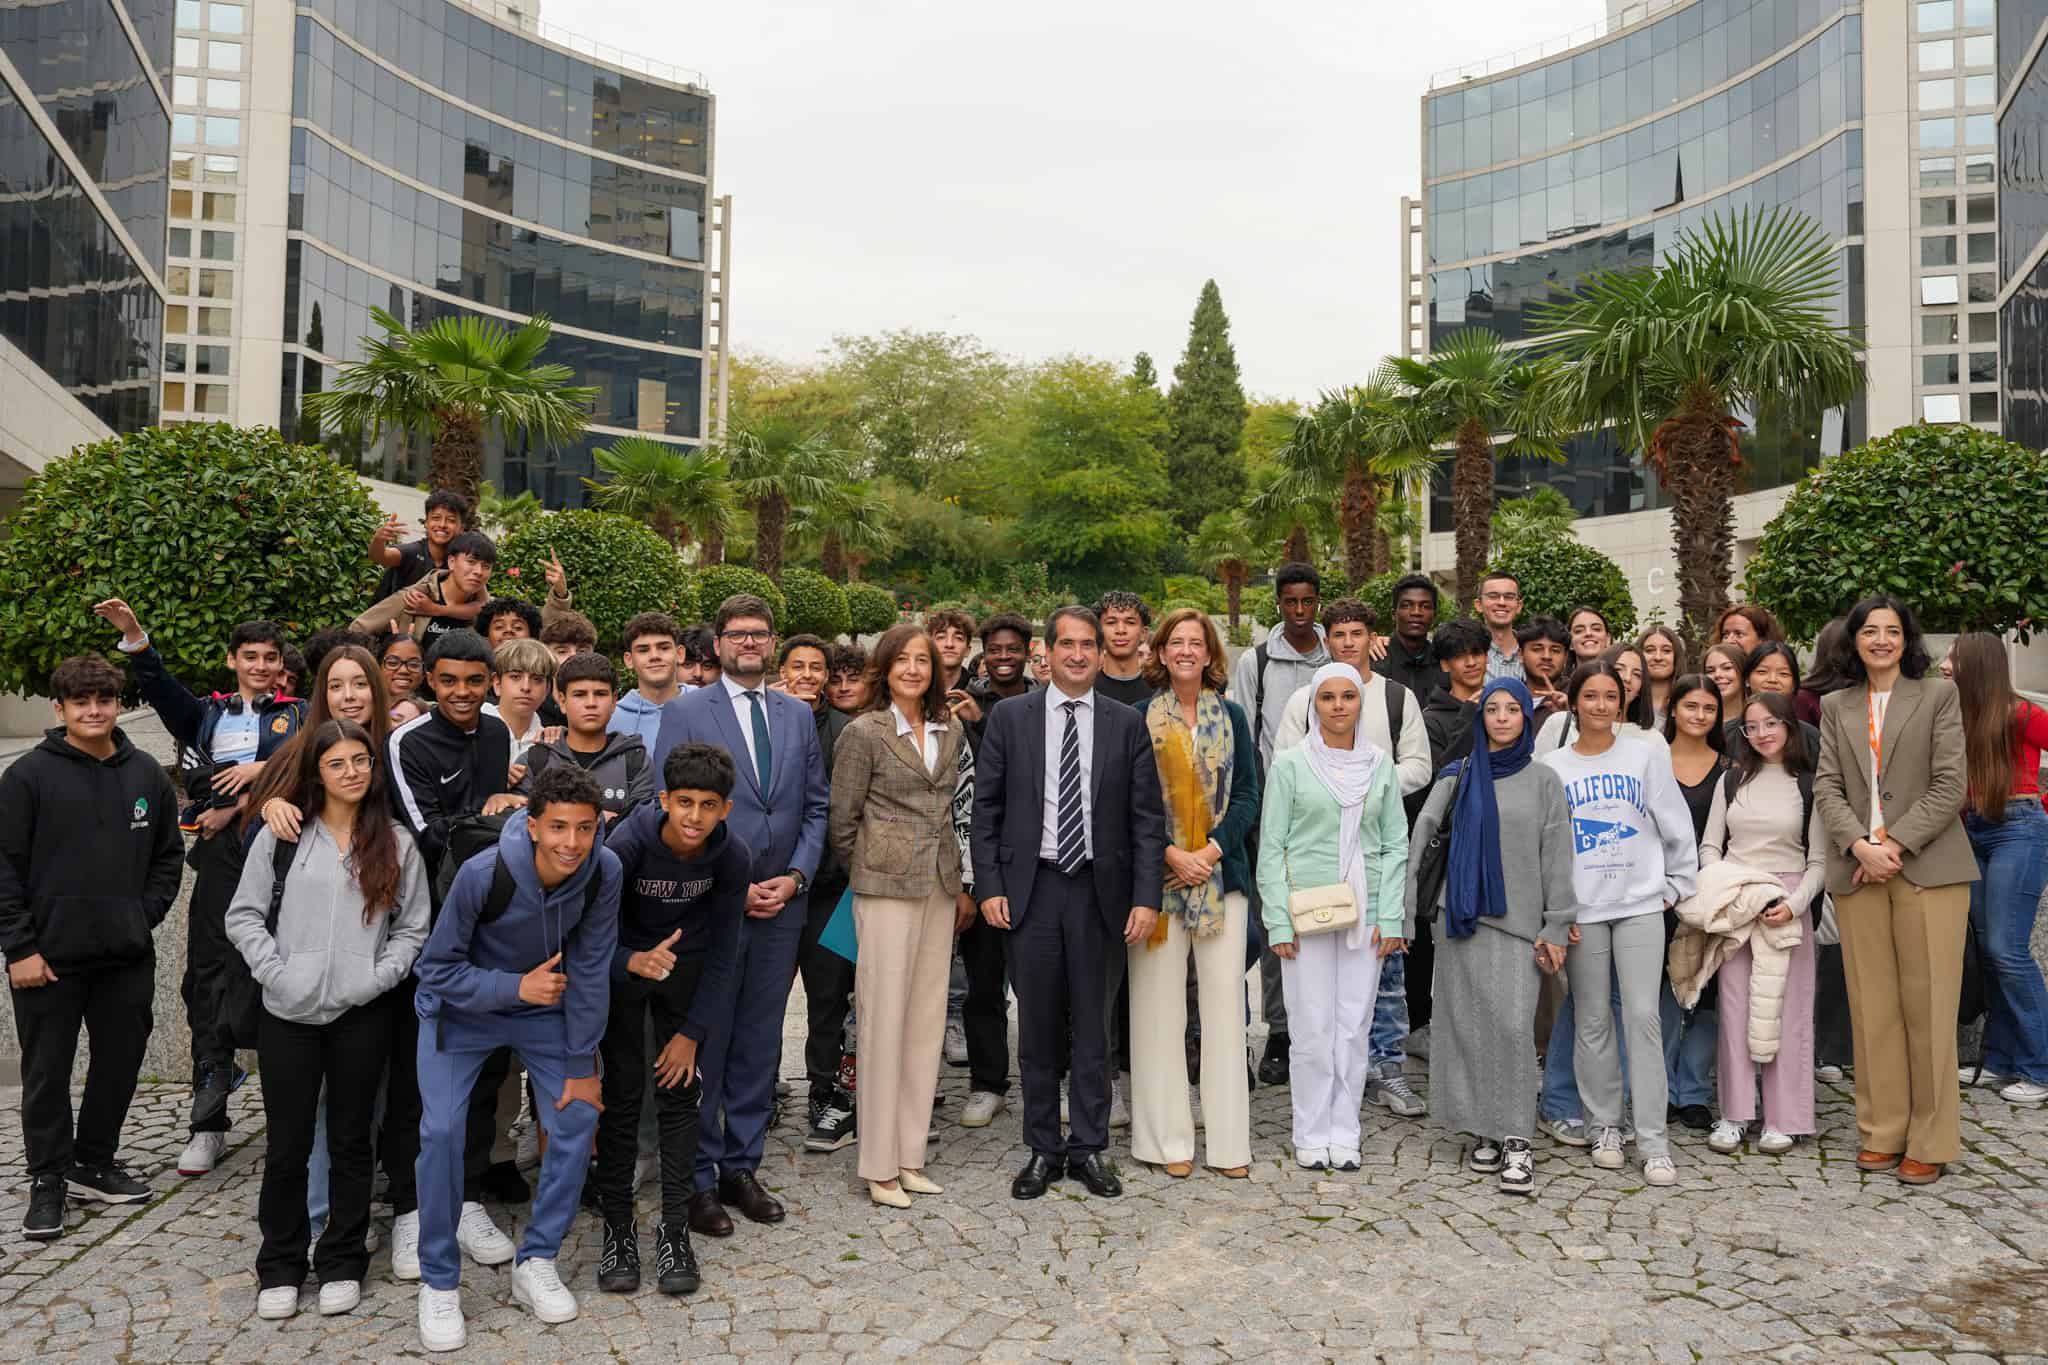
1999, 0, 2048, 448
1404, 0, 1999, 589
157, 0, 721, 507
0, 0, 171, 469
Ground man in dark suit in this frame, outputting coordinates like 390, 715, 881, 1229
970, 605, 1166, 1200
651, 594, 829, 1235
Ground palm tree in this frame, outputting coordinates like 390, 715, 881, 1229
1244, 461, 1331, 567
1489, 485, 1576, 553
724, 417, 844, 583
302, 307, 595, 501
475, 481, 544, 537
1375, 488, 1425, 574
793, 477, 898, 582
1530, 206, 1864, 637
1192, 510, 1260, 629
583, 435, 734, 551
1268, 382, 1435, 590
1378, 329, 1566, 608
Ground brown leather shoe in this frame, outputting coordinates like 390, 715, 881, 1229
1896, 1158, 1943, 1185
1160, 1161, 1193, 1179
1211, 1165, 1250, 1179
1855, 1149, 1901, 1172
686, 1188, 734, 1238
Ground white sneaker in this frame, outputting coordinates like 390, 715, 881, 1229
2000, 1079, 2048, 1104
1708, 1120, 1745, 1154
1294, 1147, 1329, 1170
1815, 1064, 1845, 1083
1757, 1129, 1795, 1154
318, 1280, 361, 1316
1643, 1156, 1678, 1187
634, 1152, 659, 1189
511, 1256, 578, 1324
943, 1017, 970, 1066
389, 1210, 421, 1281
1960, 1064, 2013, 1087
1469, 1139, 1503, 1173
256, 1285, 299, 1319
1591, 1126, 1626, 1170
418, 1285, 466, 1352
1108, 1080, 1130, 1129
515, 1121, 540, 1171
178, 1131, 226, 1177
457, 1201, 515, 1266
1498, 1138, 1535, 1196
960, 1091, 1005, 1128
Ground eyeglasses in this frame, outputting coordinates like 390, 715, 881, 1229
721, 630, 773, 645
1480, 591, 1522, 603
1741, 719, 1787, 737
320, 753, 375, 775
382, 657, 423, 673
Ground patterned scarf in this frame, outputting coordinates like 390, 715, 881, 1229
1145, 687, 1234, 941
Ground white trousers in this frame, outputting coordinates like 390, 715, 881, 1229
1126, 891, 1251, 1168
1280, 928, 1381, 1158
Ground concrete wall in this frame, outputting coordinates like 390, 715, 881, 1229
0, 334, 113, 493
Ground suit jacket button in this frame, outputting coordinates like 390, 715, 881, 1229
1882, 791, 1892, 802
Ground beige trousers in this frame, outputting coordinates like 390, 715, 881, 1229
1836, 877, 1970, 1164
1126, 891, 1252, 1169
853, 888, 957, 1182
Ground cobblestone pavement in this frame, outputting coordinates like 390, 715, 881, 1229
1, 1005, 2046, 1364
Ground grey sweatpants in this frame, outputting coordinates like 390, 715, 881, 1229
1566, 913, 1669, 1160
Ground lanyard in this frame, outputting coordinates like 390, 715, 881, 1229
1868, 691, 1886, 840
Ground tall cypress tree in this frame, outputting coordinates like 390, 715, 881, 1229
1164, 281, 1249, 534
1132, 351, 1160, 392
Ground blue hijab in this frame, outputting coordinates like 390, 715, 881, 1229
1443, 676, 1536, 940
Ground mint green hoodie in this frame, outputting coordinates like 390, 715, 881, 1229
1255, 746, 1407, 945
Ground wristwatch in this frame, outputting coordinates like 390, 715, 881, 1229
786, 867, 808, 894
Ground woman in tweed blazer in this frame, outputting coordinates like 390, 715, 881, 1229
827, 623, 973, 1209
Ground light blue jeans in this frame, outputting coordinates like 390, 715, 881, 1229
1967, 803, 2048, 1083
1541, 976, 1713, 1117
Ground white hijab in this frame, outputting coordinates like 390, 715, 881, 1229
1299, 662, 1387, 949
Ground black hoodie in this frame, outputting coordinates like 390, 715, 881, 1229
600, 802, 751, 1043
0, 728, 184, 972
1422, 684, 1480, 773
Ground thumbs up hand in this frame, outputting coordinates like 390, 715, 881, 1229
518, 952, 567, 1005
628, 928, 683, 981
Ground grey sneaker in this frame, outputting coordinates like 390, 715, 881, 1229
1540, 1116, 1591, 1148
1365, 1064, 1425, 1118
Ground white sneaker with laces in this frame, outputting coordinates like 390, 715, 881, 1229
457, 1201, 515, 1266
943, 1017, 970, 1066
178, 1131, 226, 1177
1643, 1156, 1678, 1186
1591, 1126, 1626, 1170
1960, 1065, 2013, 1087
318, 1280, 361, 1316
1469, 1139, 1503, 1173
1708, 1120, 1745, 1154
256, 1285, 299, 1319
1499, 1138, 1535, 1196
1757, 1129, 1795, 1154
1109, 1080, 1130, 1129
418, 1285, 465, 1352
512, 1256, 579, 1324
960, 1091, 1005, 1128
390, 1210, 421, 1281
2000, 1079, 2048, 1104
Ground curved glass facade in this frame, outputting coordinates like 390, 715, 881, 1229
1419, 0, 1865, 528
281, 0, 712, 499
2002, 13, 2048, 448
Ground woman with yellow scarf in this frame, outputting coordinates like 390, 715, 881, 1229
1127, 608, 1262, 1178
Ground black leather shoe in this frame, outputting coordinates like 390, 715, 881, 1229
1258, 1035, 1290, 1086
717, 1170, 785, 1224
1011, 1152, 1063, 1200
686, 1188, 733, 1238
1676, 1104, 1714, 1132
1068, 1152, 1122, 1198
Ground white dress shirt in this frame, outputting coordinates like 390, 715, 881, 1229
1040, 687, 1096, 862
891, 703, 949, 775
721, 673, 769, 776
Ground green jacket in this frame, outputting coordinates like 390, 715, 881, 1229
1255, 746, 1408, 944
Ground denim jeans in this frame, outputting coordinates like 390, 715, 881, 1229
1966, 802, 2048, 1084
1542, 975, 1711, 1119
1369, 952, 1409, 1068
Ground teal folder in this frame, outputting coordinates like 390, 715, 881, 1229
819, 887, 857, 963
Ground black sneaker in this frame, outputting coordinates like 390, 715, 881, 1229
804, 1093, 856, 1153
596, 1218, 640, 1293
22, 1175, 64, 1239
66, 1162, 152, 1205
1258, 1034, 1290, 1087
654, 1221, 700, 1296
189, 1060, 246, 1129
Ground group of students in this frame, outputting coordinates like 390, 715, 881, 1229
3, 495, 2045, 1350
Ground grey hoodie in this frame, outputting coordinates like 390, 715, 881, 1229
516, 730, 654, 818
1227, 624, 1329, 772
225, 821, 431, 1025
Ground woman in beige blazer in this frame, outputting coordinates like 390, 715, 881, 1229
1813, 595, 1976, 1185
827, 623, 973, 1209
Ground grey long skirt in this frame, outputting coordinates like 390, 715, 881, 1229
1428, 920, 1542, 1141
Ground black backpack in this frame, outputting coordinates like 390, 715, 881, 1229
431, 813, 512, 909
221, 834, 300, 1050
1717, 765, 1815, 856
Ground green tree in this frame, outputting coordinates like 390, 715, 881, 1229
846, 583, 899, 635
1490, 533, 1636, 638
301, 306, 596, 502
691, 563, 789, 630
1531, 206, 1864, 638
1164, 280, 1250, 534
1742, 424, 2048, 641
791, 475, 898, 582
1243, 461, 1328, 566
475, 481, 544, 537
582, 435, 734, 550
1132, 351, 1160, 392
723, 418, 844, 584
779, 566, 854, 640
1379, 329, 1566, 608
492, 509, 692, 650
1269, 382, 1435, 591
1490, 486, 1577, 553
0, 424, 382, 694
830, 329, 1011, 489
1192, 510, 1261, 629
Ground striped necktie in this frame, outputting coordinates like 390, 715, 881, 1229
1056, 699, 1087, 874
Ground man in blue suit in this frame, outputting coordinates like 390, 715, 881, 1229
651, 593, 828, 1236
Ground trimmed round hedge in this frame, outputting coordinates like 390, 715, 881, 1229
492, 509, 692, 650
780, 567, 852, 641
693, 563, 788, 631
846, 583, 899, 636
1489, 534, 1636, 638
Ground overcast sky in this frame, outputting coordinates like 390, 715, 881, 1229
550, 0, 1598, 402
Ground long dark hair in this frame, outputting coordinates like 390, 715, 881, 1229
1741, 641, 1803, 697
864, 624, 951, 723
1661, 673, 1727, 753
1836, 594, 1933, 683
1566, 658, 1628, 730
1800, 618, 1855, 697
1599, 644, 1656, 730
1730, 690, 1813, 790
294, 719, 403, 922
243, 645, 393, 835
1952, 631, 2018, 821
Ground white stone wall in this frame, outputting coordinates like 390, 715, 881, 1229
0, 334, 113, 492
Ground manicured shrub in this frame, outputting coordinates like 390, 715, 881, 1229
1489, 534, 1636, 638
847, 583, 900, 636
691, 563, 789, 631
780, 566, 853, 640
492, 508, 693, 650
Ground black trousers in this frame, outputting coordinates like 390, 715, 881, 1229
11, 957, 153, 1180
374, 980, 501, 1211
182, 833, 244, 1123
1815, 943, 1855, 1069
958, 916, 1011, 1096
1007, 865, 1112, 1159
594, 975, 701, 1225
1407, 915, 1436, 1033
256, 1002, 391, 1287
797, 872, 854, 1098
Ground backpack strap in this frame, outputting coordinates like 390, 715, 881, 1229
1385, 678, 1405, 746
1797, 765, 1815, 855
481, 852, 519, 924
266, 834, 296, 935
1253, 643, 1271, 751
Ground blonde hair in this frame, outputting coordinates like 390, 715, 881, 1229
493, 636, 557, 682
